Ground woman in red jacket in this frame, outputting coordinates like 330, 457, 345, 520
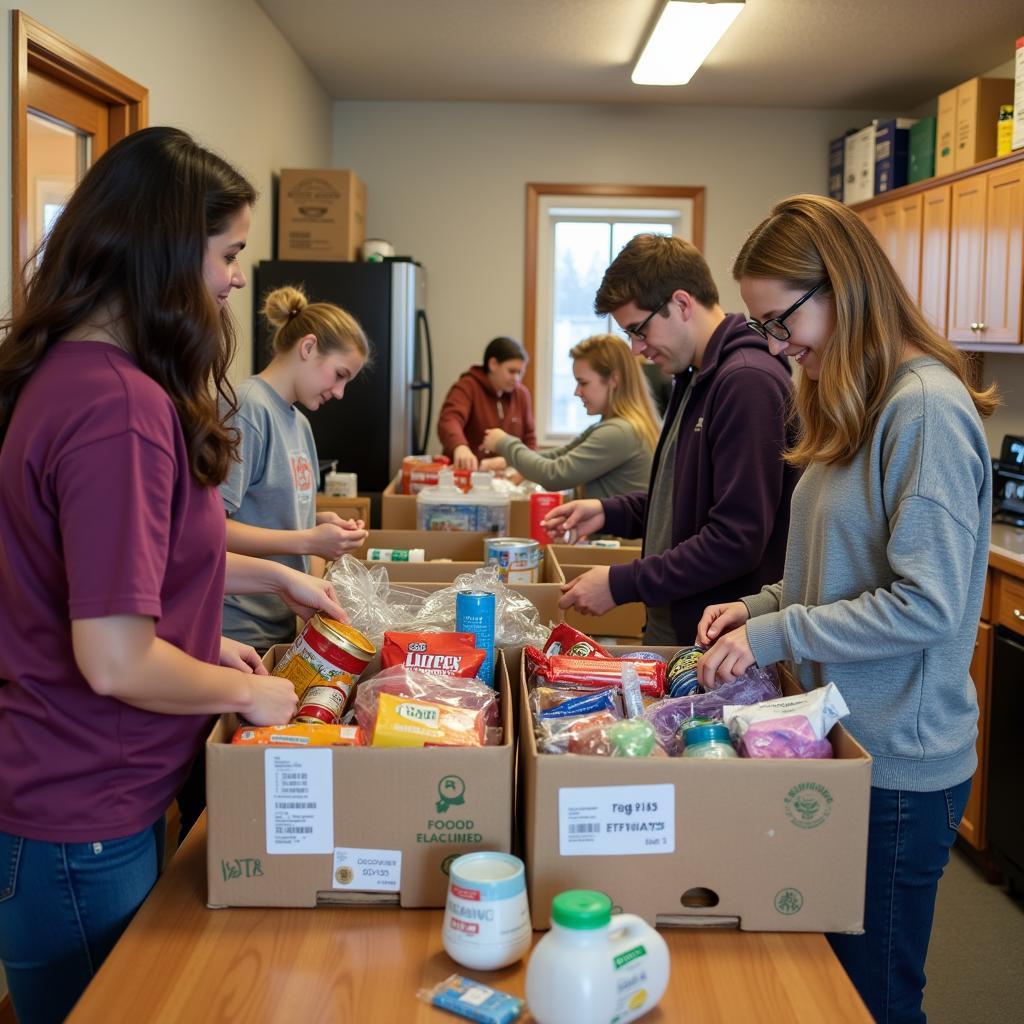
437, 336, 536, 471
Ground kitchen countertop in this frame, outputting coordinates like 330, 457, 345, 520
990, 523, 1024, 576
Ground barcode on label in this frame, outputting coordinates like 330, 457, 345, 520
281, 772, 306, 781
274, 802, 316, 809
569, 823, 601, 834
275, 826, 313, 834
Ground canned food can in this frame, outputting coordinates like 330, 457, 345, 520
295, 684, 350, 724
529, 491, 562, 545
483, 537, 542, 584
456, 590, 496, 687
274, 615, 376, 717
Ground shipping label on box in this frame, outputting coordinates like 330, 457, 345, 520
206, 648, 515, 909
520, 647, 872, 932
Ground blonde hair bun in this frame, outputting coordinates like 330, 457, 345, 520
261, 285, 308, 328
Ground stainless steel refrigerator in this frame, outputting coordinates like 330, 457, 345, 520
252, 259, 432, 495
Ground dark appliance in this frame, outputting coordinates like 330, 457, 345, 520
992, 434, 1024, 527
987, 622, 1024, 895
252, 259, 432, 495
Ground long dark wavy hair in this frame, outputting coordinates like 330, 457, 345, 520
0, 126, 257, 485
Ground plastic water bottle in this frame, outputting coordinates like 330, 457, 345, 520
525, 890, 670, 1024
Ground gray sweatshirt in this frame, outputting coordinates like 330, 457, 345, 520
743, 357, 991, 792
494, 417, 652, 499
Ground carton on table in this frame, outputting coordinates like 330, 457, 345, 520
546, 543, 645, 638
520, 647, 872, 932
206, 647, 514, 909
381, 474, 534, 534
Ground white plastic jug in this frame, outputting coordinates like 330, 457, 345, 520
416, 468, 477, 530
525, 890, 670, 1024
467, 471, 510, 534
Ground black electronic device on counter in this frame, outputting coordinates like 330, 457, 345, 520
992, 434, 1024, 527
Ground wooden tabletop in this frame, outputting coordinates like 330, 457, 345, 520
67, 815, 871, 1023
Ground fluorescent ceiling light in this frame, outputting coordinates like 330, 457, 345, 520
632, 1, 744, 86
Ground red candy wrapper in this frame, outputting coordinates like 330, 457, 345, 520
525, 647, 665, 698
542, 623, 612, 659
382, 632, 486, 679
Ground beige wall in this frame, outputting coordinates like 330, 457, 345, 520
0, 0, 334, 379
332, 99, 1024, 455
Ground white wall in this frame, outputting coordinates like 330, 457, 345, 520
332, 99, 1024, 455
332, 100, 883, 454
0, 0, 335, 378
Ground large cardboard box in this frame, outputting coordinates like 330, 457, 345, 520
277, 168, 366, 262
350, 529, 565, 629
521, 648, 872, 932
206, 647, 515, 909
315, 494, 371, 523
381, 475, 534, 535
954, 77, 1014, 170
547, 543, 645, 638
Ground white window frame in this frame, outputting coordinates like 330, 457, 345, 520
523, 184, 705, 446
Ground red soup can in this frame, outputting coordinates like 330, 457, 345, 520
529, 491, 562, 545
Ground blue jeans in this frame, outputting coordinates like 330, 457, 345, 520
0, 819, 165, 1024
828, 779, 972, 1024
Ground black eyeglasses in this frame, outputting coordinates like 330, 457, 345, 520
622, 300, 670, 342
745, 282, 825, 342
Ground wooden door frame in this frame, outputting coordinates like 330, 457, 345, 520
10, 10, 148, 299
523, 182, 705, 396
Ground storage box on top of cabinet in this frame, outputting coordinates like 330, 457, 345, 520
277, 168, 366, 262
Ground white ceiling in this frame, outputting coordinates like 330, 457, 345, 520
256, 0, 1021, 110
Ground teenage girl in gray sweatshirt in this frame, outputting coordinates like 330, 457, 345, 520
696, 194, 997, 1024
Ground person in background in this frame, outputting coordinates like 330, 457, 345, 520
438, 335, 536, 471
0, 127, 344, 1024
544, 233, 798, 644
482, 333, 658, 499
222, 284, 370, 653
696, 194, 997, 1024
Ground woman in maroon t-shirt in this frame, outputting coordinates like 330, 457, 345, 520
0, 128, 346, 1024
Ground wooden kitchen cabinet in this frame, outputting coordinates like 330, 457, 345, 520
947, 164, 1023, 345
919, 184, 951, 335
960, 618, 992, 849
879, 193, 923, 301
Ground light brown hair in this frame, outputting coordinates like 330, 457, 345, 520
732, 194, 998, 468
262, 285, 370, 364
594, 233, 719, 315
570, 334, 661, 451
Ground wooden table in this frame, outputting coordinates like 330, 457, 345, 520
68, 817, 872, 1023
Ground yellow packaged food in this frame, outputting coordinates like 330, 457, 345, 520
371, 693, 484, 748
231, 722, 364, 747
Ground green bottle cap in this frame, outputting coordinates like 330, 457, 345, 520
551, 890, 612, 929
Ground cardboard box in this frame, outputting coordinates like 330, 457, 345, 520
843, 124, 876, 204
547, 544, 645, 638
936, 86, 958, 177
1013, 36, 1024, 152
954, 77, 1014, 170
351, 529, 565, 629
874, 117, 917, 194
206, 646, 515, 909
520, 647, 872, 932
277, 168, 366, 262
381, 474, 535, 535
315, 494, 371, 523
908, 116, 936, 183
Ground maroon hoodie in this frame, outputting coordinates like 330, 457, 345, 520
602, 314, 799, 644
437, 365, 537, 459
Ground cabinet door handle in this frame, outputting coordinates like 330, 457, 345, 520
977, 323, 986, 332
970, 322, 980, 331
1014, 608, 1024, 622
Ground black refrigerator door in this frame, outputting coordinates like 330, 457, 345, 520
253, 261, 395, 492
411, 309, 433, 456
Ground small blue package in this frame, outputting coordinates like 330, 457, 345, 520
418, 973, 524, 1024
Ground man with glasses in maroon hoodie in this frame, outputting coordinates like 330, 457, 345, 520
545, 233, 798, 645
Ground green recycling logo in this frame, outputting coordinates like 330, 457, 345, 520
784, 781, 833, 829
436, 774, 466, 813
775, 888, 804, 916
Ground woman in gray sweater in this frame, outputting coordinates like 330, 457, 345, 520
696, 194, 997, 1024
482, 334, 659, 498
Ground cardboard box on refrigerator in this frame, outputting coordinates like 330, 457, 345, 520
277, 168, 366, 261
547, 543, 645, 638
520, 647, 872, 933
206, 646, 515, 909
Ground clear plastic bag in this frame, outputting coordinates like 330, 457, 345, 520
643, 665, 782, 757
325, 555, 551, 648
